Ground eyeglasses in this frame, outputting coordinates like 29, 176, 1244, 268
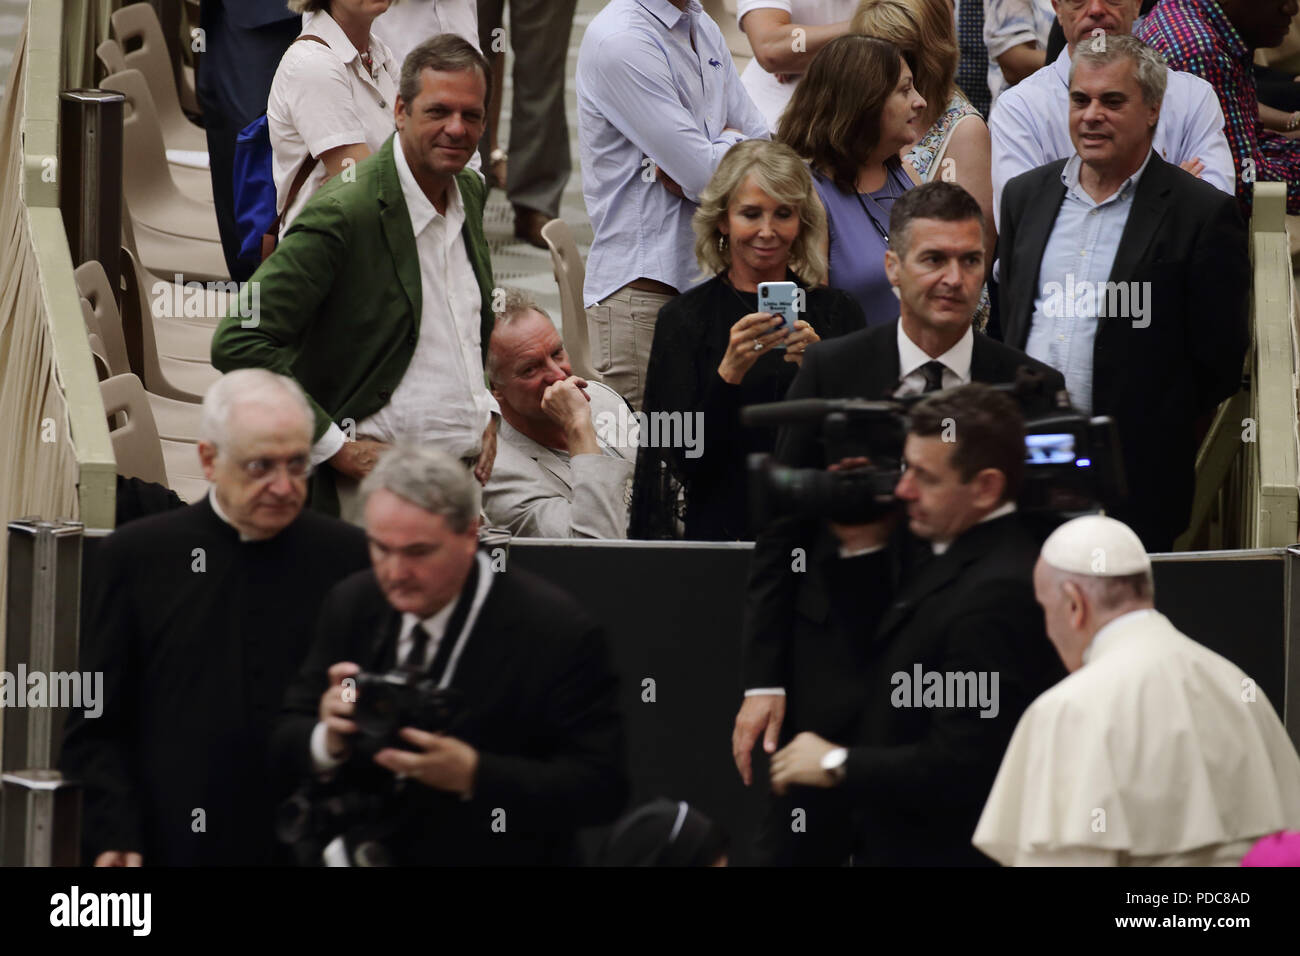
237, 454, 313, 481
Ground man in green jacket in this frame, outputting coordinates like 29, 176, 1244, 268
212, 35, 499, 518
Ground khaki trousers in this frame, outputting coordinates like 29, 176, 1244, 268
585, 284, 675, 412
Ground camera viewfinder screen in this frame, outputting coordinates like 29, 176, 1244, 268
1026, 433, 1076, 465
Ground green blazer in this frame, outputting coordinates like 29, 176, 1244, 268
211, 136, 495, 515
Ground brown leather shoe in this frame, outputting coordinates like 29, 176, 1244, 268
513, 207, 550, 249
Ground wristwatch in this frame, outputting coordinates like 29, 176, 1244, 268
820, 747, 848, 785
1288, 112, 1300, 133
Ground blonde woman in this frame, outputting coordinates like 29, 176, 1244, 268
630, 140, 866, 541
852, 0, 997, 282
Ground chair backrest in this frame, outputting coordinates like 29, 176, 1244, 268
100, 373, 168, 487
540, 218, 599, 382
100, 68, 183, 223
111, 3, 198, 149
74, 260, 132, 377
96, 38, 126, 78
119, 246, 208, 402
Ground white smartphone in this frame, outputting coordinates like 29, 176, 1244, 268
757, 280, 799, 348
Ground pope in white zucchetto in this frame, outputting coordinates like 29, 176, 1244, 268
973, 515, 1300, 866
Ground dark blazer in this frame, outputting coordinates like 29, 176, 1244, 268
741, 319, 1065, 739
841, 515, 1067, 866
271, 561, 628, 865
999, 153, 1250, 550
211, 137, 497, 516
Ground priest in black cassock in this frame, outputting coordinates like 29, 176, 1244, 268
60, 369, 370, 866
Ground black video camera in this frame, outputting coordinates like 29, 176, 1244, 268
742, 368, 1127, 525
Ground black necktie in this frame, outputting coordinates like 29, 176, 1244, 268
401, 624, 431, 673
920, 361, 947, 393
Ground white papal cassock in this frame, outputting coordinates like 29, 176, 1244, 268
973, 609, 1300, 866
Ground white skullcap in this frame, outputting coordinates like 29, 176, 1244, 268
1040, 514, 1151, 577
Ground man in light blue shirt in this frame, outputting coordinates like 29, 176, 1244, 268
989, 0, 1234, 226
576, 0, 769, 410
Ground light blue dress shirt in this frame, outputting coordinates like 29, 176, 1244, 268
989, 47, 1234, 228
1024, 151, 1152, 415
576, 0, 769, 306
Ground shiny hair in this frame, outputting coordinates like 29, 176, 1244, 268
199, 369, 313, 449
1069, 33, 1168, 108
908, 383, 1025, 504
692, 140, 828, 286
399, 33, 492, 110
777, 35, 911, 193
360, 444, 481, 533
889, 180, 984, 256
851, 0, 959, 122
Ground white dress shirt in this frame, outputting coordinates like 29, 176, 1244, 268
267, 9, 399, 232
735, 0, 858, 133
894, 322, 975, 397
576, 0, 770, 305
311, 132, 499, 465
989, 47, 1235, 227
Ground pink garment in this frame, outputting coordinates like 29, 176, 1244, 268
1240, 831, 1300, 866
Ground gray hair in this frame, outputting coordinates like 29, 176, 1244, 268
1069, 33, 1168, 108
486, 289, 556, 386
199, 369, 314, 449
399, 34, 491, 112
359, 444, 481, 533
1062, 568, 1156, 612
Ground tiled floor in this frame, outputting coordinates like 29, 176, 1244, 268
482, 0, 601, 324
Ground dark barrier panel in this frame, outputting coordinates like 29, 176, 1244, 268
74, 535, 1290, 866
507, 542, 1290, 866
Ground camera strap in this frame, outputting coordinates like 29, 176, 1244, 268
432, 550, 494, 688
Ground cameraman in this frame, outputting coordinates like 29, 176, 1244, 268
734, 182, 1064, 866
272, 445, 627, 865
765, 386, 1066, 865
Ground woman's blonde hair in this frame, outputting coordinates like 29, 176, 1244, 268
851, 0, 958, 121
692, 140, 828, 286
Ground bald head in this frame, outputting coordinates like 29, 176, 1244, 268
1034, 515, 1155, 671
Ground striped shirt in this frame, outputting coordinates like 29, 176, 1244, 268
1138, 0, 1300, 215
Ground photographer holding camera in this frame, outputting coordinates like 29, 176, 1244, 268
733, 181, 1067, 866
272, 445, 627, 865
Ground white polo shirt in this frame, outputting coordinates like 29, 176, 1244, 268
267, 8, 399, 232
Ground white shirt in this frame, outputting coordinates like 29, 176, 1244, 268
371, 0, 480, 70
894, 322, 974, 397
983, 0, 1054, 109
267, 9, 400, 233
736, 0, 858, 133
311, 133, 498, 465
989, 47, 1235, 227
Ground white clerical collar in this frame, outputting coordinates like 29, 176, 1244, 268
1083, 607, 1161, 665
897, 321, 974, 384
932, 500, 1017, 555
391, 131, 464, 235
208, 489, 254, 542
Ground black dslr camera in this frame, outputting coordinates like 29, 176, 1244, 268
276, 672, 464, 866
350, 671, 464, 758
743, 368, 1127, 526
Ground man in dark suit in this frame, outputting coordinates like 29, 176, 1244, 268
272, 445, 627, 865
61, 370, 371, 866
768, 385, 1067, 865
999, 34, 1250, 551
733, 182, 1066, 865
